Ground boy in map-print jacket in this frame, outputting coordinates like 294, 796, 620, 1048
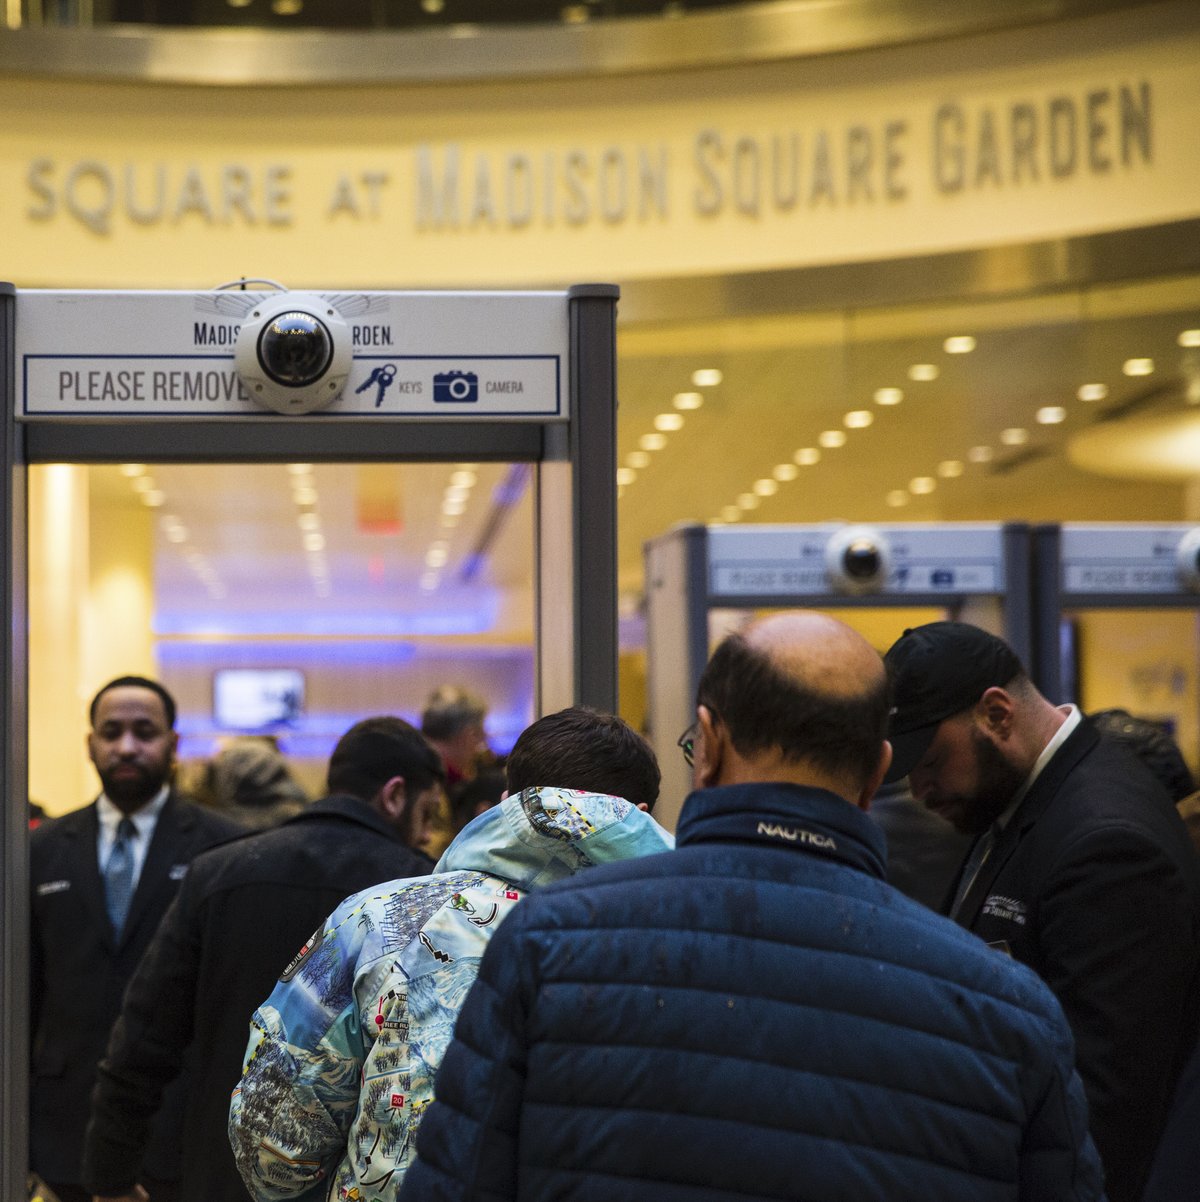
229, 708, 671, 1202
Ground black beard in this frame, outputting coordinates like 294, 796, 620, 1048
958, 728, 1027, 834
99, 766, 164, 811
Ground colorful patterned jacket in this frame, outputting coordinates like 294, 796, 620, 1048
227, 786, 674, 1202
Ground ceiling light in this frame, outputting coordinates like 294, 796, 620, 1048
773, 463, 799, 482
426, 548, 448, 567
967, 445, 994, 463
298, 513, 320, 531
303, 534, 326, 554
655, 412, 685, 432
886, 490, 910, 507
627, 451, 651, 469
737, 493, 760, 510
908, 364, 940, 382
640, 433, 667, 451
142, 490, 165, 507
818, 430, 847, 448
909, 477, 936, 495
793, 447, 821, 466
874, 388, 904, 406
287, 463, 313, 476
753, 478, 779, 497
616, 468, 637, 486
120, 463, 146, 477
561, 3, 589, 21
442, 499, 467, 516
692, 368, 723, 387
1036, 406, 1067, 425
450, 470, 476, 487
673, 392, 704, 410
421, 0, 444, 10
271, 0, 302, 12
441, 513, 459, 527
1123, 358, 1154, 376
292, 487, 318, 506
165, 526, 188, 544
844, 410, 873, 429
132, 476, 155, 493
937, 460, 964, 478
1000, 427, 1029, 445
720, 505, 741, 522
1077, 383, 1108, 402
1179, 329, 1200, 349
444, 485, 470, 503
944, 335, 976, 354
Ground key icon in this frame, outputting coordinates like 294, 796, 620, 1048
355, 363, 397, 408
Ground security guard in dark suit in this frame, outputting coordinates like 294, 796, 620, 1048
29, 676, 241, 1202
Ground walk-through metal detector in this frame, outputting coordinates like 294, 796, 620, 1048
0, 281, 619, 1197
1033, 522, 1200, 705
645, 521, 1037, 829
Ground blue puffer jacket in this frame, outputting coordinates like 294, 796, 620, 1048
402, 782, 1107, 1202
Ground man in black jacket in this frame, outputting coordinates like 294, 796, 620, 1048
884, 621, 1200, 1202
30, 676, 242, 1202
81, 715, 443, 1202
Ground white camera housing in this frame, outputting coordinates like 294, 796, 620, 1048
825, 525, 893, 595
234, 292, 352, 415
1176, 528, 1200, 592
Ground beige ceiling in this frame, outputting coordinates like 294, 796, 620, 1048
84, 270, 1200, 641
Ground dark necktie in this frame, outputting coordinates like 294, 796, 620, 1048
949, 824, 998, 920
104, 816, 137, 935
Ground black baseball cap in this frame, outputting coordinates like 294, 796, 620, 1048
883, 622, 1025, 783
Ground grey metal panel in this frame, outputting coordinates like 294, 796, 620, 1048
569, 286, 619, 714
0, 0, 1161, 85
23, 421, 545, 463
0, 284, 29, 1202
645, 522, 708, 832
1000, 522, 1035, 687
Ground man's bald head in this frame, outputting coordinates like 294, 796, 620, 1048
696, 613, 891, 795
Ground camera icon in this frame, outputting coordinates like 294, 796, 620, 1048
433, 370, 479, 404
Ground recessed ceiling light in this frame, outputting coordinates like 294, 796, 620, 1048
561, 3, 589, 21
967, 445, 994, 463
450, 470, 476, 487
444, 485, 470, 503
944, 335, 976, 354
442, 499, 466, 516
793, 447, 821, 466
692, 369, 723, 387
627, 451, 651, 469
1000, 427, 1029, 446
818, 430, 847, 448
165, 526, 188, 544
1077, 383, 1109, 402
287, 464, 313, 475
654, 412, 685, 432
886, 490, 910, 507
132, 476, 155, 493
142, 490, 166, 508
1036, 406, 1067, 425
874, 388, 904, 406
718, 507, 742, 523
753, 478, 779, 497
120, 463, 147, 477
616, 468, 637, 486
844, 410, 874, 429
673, 392, 704, 410
737, 493, 760, 510
909, 477, 936, 495
293, 487, 318, 506
640, 433, 668, 451
1179, 329, 1200, 349
421, 0, 444, 10
773, 463, 799, 482
1123, 357, 1154, 376
908, 364, 940, 382
426, 548, 448, 567
227, 0, 252, 7
937, 460, 964, 478
303, 532, 325, 552
297, 513, 320, 531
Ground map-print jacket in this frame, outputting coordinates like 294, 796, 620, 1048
227, 786, 674, 1202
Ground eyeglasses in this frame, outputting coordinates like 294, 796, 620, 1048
677, 722, 698, 768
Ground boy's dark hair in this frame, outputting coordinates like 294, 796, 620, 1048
506, 707, 660, 810
90, 676, 178, 729
698, 633, 889, 789
327, 716, 445, 803
450, 769, 507, 832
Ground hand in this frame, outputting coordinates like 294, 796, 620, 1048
94, 1188, 150, 1202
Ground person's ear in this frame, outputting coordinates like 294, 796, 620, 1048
636, 802, 649, 812
978, 687, 1015, 739
695, 704, 723, 788
375, 775, 408, 821
857, 740, 893, 811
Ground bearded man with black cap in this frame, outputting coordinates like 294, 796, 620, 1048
884, 620, 1200, 1202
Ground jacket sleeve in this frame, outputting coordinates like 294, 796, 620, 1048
1035, 822, 1195, 1201
80, 880, 202, 1195
227, 912, 370, 1202
400, 907, 532, 1202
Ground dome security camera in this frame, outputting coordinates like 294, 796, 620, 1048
234, 292, 352, 415
1176, 528, 1200, 593
824, 525, 893, 596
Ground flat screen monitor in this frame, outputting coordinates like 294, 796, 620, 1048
213, 668, 305, 730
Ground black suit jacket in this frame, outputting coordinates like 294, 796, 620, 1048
29, 791, 242, 1186
948, 719, 1200, 1202
81, 794, 434, 1202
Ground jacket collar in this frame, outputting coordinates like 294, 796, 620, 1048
676, 782, 888, 880
285, 793, 413, 843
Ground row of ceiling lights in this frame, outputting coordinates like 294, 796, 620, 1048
120, 464, 227, 601
420, 464, 480, 591
287, 464, 331, 598
617, 368, 719, 498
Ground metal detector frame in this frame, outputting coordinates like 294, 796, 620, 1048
0, 281, 619, 1198
645, 521, 1037, 830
